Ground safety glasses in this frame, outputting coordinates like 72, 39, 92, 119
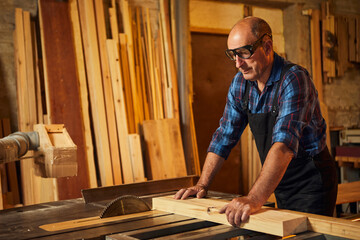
225, 33, 272, 60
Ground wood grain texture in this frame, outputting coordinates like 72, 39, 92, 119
106, 39, 134, 183
39, 210, 164, 232
152, 195, 308, 237
78, 0, 113, 187
69, 0, 97, 188
337, 181, 360, 205
39, 0, 90, 198
94, 0, 122, 185
142, 119, 187, 180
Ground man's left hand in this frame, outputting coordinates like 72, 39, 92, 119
219, 196, 262, 227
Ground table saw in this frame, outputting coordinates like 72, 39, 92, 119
0, 175, 358, 240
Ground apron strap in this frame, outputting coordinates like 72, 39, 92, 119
241, 80, 251, 111
271, 63, 295, 116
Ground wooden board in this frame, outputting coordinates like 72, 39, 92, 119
39, 210, 164, 232
152, 195, 308, 237
337, 181, 360, 205
94, 0, 123, 185
78, 0, 113, 186
38, 0, 90, 198
106, 39, 134, 184
128, 134, 146, 182
143, 119, 187, 180
69, 0, 97, 188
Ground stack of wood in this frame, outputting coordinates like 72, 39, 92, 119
11, 0, 196, 206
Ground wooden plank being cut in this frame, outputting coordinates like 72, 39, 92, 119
152, 195, 308, 237
38, 0, 90, 198
143, 118, 187, 180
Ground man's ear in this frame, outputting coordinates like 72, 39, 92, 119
263, 40, 273, 55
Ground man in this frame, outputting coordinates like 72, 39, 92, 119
175, 16, 337, 227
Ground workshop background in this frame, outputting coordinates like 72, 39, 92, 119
0, 0, 359, 216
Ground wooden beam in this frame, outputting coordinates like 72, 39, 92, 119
78, 0, 114, 186
152, 195, 308, 237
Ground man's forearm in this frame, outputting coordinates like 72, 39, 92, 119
197, 152, 225, 189
247, 142, 294, 207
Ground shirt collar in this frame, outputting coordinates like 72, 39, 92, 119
248, 52, 285, 87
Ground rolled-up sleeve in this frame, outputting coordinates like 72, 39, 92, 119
207, 77, 248, 159
272, 68, 317, 156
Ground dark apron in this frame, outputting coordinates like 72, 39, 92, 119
242, 64, 338, 216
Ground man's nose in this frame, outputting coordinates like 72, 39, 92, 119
235, 55, 244, 68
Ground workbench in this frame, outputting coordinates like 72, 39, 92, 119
0, 176, 356, 239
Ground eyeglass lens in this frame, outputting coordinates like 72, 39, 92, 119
226, 48, 252, 60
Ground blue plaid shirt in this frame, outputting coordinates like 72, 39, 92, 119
208, 53, 327, 159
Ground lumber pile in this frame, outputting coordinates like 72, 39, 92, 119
12, 0, 196, 205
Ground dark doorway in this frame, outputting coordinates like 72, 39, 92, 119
191, 32, 243, 194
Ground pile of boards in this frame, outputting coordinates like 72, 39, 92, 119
12, 0, 197, 206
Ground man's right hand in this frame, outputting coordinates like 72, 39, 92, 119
174, 184, 208, 200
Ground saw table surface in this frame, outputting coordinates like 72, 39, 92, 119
0, 191, 345, 240
0, 176, 355, 239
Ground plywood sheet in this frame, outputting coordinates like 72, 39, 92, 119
143, 119, 187, 180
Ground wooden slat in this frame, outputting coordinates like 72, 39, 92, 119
69, 0, 97, 188
120, 0, 142, 131
94, 0, 122, 185
106, 39, 134, 183
128, 134, 146, 182
38, 0, 91, 199
310, 9, 323, 102
78, 0, 113, 186
152, 195, 308, 237
159, 0, 179, 119
348, 17, 356, 62
336, 16, 349, 77
39, 210, 165, 232
119, 34, 136, 134
143, 119, 187, 180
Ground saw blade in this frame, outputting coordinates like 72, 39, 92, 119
100, 195, 151, 218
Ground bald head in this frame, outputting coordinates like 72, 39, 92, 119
230, 16, 272, 40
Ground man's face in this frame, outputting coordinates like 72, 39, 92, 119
227, 29, 267, 82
